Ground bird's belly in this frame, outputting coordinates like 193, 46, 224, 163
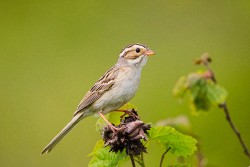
92, 68, 141, 114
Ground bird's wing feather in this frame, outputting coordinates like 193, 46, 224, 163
74, 66, 119, 116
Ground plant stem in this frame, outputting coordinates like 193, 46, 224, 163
159, 147, 171, 167
134, 154, 145, 167
203, 58, 250, 159
130, 155, 136, 167
140, 153, 145, 167
219, 102, 250, 159
204, 62, 216, 83
195, 139, 205, 167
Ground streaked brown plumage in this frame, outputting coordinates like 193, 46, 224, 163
41, 44, 154, 154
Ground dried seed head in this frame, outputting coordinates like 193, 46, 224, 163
102, 110, 150, 155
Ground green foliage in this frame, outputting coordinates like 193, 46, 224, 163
90, 126, 197, 166
88, 140, 128, 167
149, 126, 197, 157
173, 72, 227, 112
118, 103, 138, 111
93, 103, 197, 166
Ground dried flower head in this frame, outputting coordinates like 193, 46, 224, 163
102, 109, 150, 156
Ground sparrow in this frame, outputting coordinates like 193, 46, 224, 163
41, 43, 155, 154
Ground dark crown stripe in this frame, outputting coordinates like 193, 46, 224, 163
120, 43, 148, 53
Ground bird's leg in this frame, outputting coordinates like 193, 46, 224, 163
98, 112, 118, 131
116, 110, 127, 120
115, 108, 139, 120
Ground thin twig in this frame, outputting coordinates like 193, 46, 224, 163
130, 155, 136, 167
160, 147, 171, 167
196, 140, 206, 167
219, 102, 250, 159
134, 154, 145, 167
134, 159, 144, 167
203, 63, 216, 84
202, 56, 250, 159
140, 153, 145, 167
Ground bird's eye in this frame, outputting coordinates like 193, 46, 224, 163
135, 48, 140, 53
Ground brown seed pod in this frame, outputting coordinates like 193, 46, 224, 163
102, 110, 151, 155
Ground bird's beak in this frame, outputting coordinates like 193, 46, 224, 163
144, 49, 155, 56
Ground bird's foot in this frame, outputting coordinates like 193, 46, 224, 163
116, 108, 139, 120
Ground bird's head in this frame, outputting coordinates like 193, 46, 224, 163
117, 44, 155, 67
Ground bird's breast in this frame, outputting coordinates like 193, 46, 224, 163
114, 66, 141, 98
92, 67, 142, 114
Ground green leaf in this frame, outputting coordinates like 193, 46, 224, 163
173, 71, 228, 112
88, 140, 128, 167
118, 103, 137, 111
189, 77, 211, 112
206, 81, 227, 104
149, 126, 197, 157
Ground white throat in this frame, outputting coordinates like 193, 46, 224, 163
127, 55, 148, 68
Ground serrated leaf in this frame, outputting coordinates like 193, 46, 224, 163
206, 81, 227, 104
174, 71, 228, 112
189, 78, 227, 112
149, 126, 197, 157
189, 78, 211, 112
88, 140, 128, 167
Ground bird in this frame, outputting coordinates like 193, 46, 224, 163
41, 43, 155, 154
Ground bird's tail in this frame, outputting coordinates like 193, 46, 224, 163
41, 112, 85, 154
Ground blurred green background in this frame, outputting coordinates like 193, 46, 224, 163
1, 1, 249, 166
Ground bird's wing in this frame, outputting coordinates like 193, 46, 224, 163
73, 66, 119, 116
